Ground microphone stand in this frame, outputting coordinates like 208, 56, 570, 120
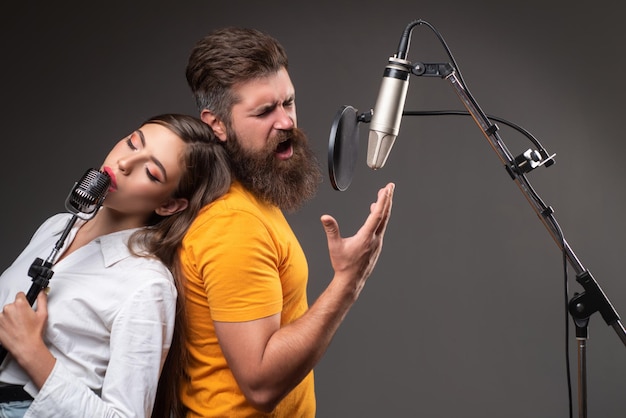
0, 168, 108, 364
407, 61, 626, 417
26, 214, 79, 304
0, 214, 79, 364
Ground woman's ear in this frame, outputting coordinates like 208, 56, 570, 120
155, 198, 189, 217
200, 110, 227, 142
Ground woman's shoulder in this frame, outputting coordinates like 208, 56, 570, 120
98, 230, 175, 284
30, 212, 75, 239
118, 251, 174, 280
110, 254, 177, 301
42, 212, 75, 227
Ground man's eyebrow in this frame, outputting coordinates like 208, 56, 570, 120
255, 102, 277, 114
255, 95, 294, 114
138, 128, 168, 181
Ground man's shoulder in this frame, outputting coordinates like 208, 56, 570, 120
186, 184, 266, 233
199, 183, 262, 216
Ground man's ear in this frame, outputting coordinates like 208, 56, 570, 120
200, 109, 227, 142
155, 198, 189, 217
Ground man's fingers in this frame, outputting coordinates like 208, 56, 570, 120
321, 214, 340, 240
363, 183, 395, 235
375, 183, 394, 235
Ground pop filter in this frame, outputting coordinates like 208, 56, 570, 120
328, 105, 362, 191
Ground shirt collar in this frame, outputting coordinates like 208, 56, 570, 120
97, 229, 140, 267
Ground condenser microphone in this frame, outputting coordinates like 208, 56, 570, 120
65, 168, 111, 218
366, 56, 411, 170
367, 20, 422, 170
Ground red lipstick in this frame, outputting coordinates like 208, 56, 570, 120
102, 166, 117, 191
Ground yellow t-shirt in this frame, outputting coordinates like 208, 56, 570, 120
180, 181, 316, 417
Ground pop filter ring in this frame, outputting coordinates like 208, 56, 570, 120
328, 105, 368, 191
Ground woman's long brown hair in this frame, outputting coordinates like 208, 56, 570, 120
126, 114, 231, 418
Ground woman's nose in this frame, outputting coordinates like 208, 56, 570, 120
117, 155, 138, 173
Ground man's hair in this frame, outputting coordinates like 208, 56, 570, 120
185, 27, 289, 125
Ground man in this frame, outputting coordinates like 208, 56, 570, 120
180, 27, 395, 417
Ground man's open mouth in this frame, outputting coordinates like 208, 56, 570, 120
275, 138, 293, 159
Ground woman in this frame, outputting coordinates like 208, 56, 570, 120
0, 114, 231, 418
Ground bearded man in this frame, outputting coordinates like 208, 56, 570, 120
178, 27, 395, 418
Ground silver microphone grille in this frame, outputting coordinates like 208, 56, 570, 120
66, 168, 111, 216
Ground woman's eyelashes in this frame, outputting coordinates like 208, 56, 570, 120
146, 168, 161, 183
124, 132, 163, 183
126, 133, 140, 150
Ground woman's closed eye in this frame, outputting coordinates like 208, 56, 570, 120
146, 167, 162, 183
126, 132, 142, 150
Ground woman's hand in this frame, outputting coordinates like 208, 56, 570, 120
0, 291, 56, 388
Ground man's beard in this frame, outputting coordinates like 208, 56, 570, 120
225, 127, 322, 212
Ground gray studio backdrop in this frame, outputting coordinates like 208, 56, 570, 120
2, 1, 626, 417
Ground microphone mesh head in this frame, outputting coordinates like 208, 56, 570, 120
66, 169, 111, 216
